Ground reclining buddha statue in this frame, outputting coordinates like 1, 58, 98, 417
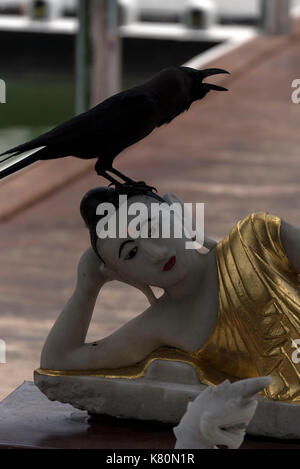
35, 184, 300, 415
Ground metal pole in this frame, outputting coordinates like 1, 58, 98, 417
260, 0, 291, 35
75, 0, 90, 114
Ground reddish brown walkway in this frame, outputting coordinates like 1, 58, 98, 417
1, 26, 300, 410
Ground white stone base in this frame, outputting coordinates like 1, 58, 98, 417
34, 361, 300, 439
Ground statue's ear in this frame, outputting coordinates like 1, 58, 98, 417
163, 192, 215, 254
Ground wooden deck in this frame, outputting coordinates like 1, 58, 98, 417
1, 22, 300, 412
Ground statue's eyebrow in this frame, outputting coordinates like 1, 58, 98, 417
119, 239, 134, 258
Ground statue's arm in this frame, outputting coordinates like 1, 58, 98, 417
280, 220, 300, 272
40, 248, 161, 371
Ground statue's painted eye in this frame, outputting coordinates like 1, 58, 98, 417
124, 246, 138, 260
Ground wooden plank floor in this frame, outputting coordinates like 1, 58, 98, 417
1, 26, 300, 414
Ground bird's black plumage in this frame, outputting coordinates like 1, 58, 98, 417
0, 66, 229, 184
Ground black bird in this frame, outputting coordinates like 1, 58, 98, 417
0, 66, 229, 185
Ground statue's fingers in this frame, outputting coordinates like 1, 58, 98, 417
231, 376, 272, 400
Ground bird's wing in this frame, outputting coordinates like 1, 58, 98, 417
64, 91, 158, 159
0, 91, 157, 159
90, 90, 157, 137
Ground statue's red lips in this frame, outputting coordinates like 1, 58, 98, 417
163, 256, 176, 271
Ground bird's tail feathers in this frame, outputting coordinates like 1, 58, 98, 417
0, 145, 46, 180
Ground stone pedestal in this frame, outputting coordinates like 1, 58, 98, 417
34, 361, 300, 440
1, 381, 300, 449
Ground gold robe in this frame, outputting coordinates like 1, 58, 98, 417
37, 212, 300, 403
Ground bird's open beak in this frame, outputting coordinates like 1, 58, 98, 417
199, 68, 230, 91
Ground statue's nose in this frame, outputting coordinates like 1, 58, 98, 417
141, 240, 168, 263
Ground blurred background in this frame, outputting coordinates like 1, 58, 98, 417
0, 0, 299, 148
0, 0, 300, 400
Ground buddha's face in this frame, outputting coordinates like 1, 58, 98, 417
96, 194, 195, 289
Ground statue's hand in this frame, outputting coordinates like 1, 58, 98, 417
77, 247, 116, 287
174, 376, 272, 449
77, 248, 157, 304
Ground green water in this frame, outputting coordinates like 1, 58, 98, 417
0, 78, 75, 154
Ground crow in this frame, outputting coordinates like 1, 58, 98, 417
0, 66, 229, 185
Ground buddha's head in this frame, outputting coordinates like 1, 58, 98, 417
80, 185, 203, 290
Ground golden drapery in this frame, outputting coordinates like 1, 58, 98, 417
197, 212, 300, 402
36, 212, 300, 402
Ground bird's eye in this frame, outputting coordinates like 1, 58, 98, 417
124, 246, 138, 260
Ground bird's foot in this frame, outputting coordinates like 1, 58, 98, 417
108, 180, 124, 189
123, 180, 158, 193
